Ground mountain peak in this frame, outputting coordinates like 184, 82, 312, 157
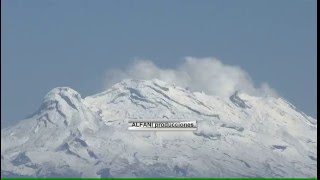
113, 78, 171, 89
44, 87, 82, 102
88, 79, 175, 99
27, 87, 85, 125
42, 87, 82, 109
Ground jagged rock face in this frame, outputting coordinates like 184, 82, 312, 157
1, 79, 317, 178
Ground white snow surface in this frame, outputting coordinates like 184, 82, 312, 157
1, 79, 317, 177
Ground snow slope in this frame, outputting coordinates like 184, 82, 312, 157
1, 79, 317, 177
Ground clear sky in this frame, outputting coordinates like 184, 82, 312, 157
1, 0, 317, 127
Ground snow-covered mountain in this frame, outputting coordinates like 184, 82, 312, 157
1, 79, 317, 177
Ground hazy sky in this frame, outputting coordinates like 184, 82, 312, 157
1, 0, 317, 127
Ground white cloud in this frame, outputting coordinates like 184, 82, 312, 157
104, 57, 278, 97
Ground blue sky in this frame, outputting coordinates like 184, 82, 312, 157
1, 0, 317, 127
